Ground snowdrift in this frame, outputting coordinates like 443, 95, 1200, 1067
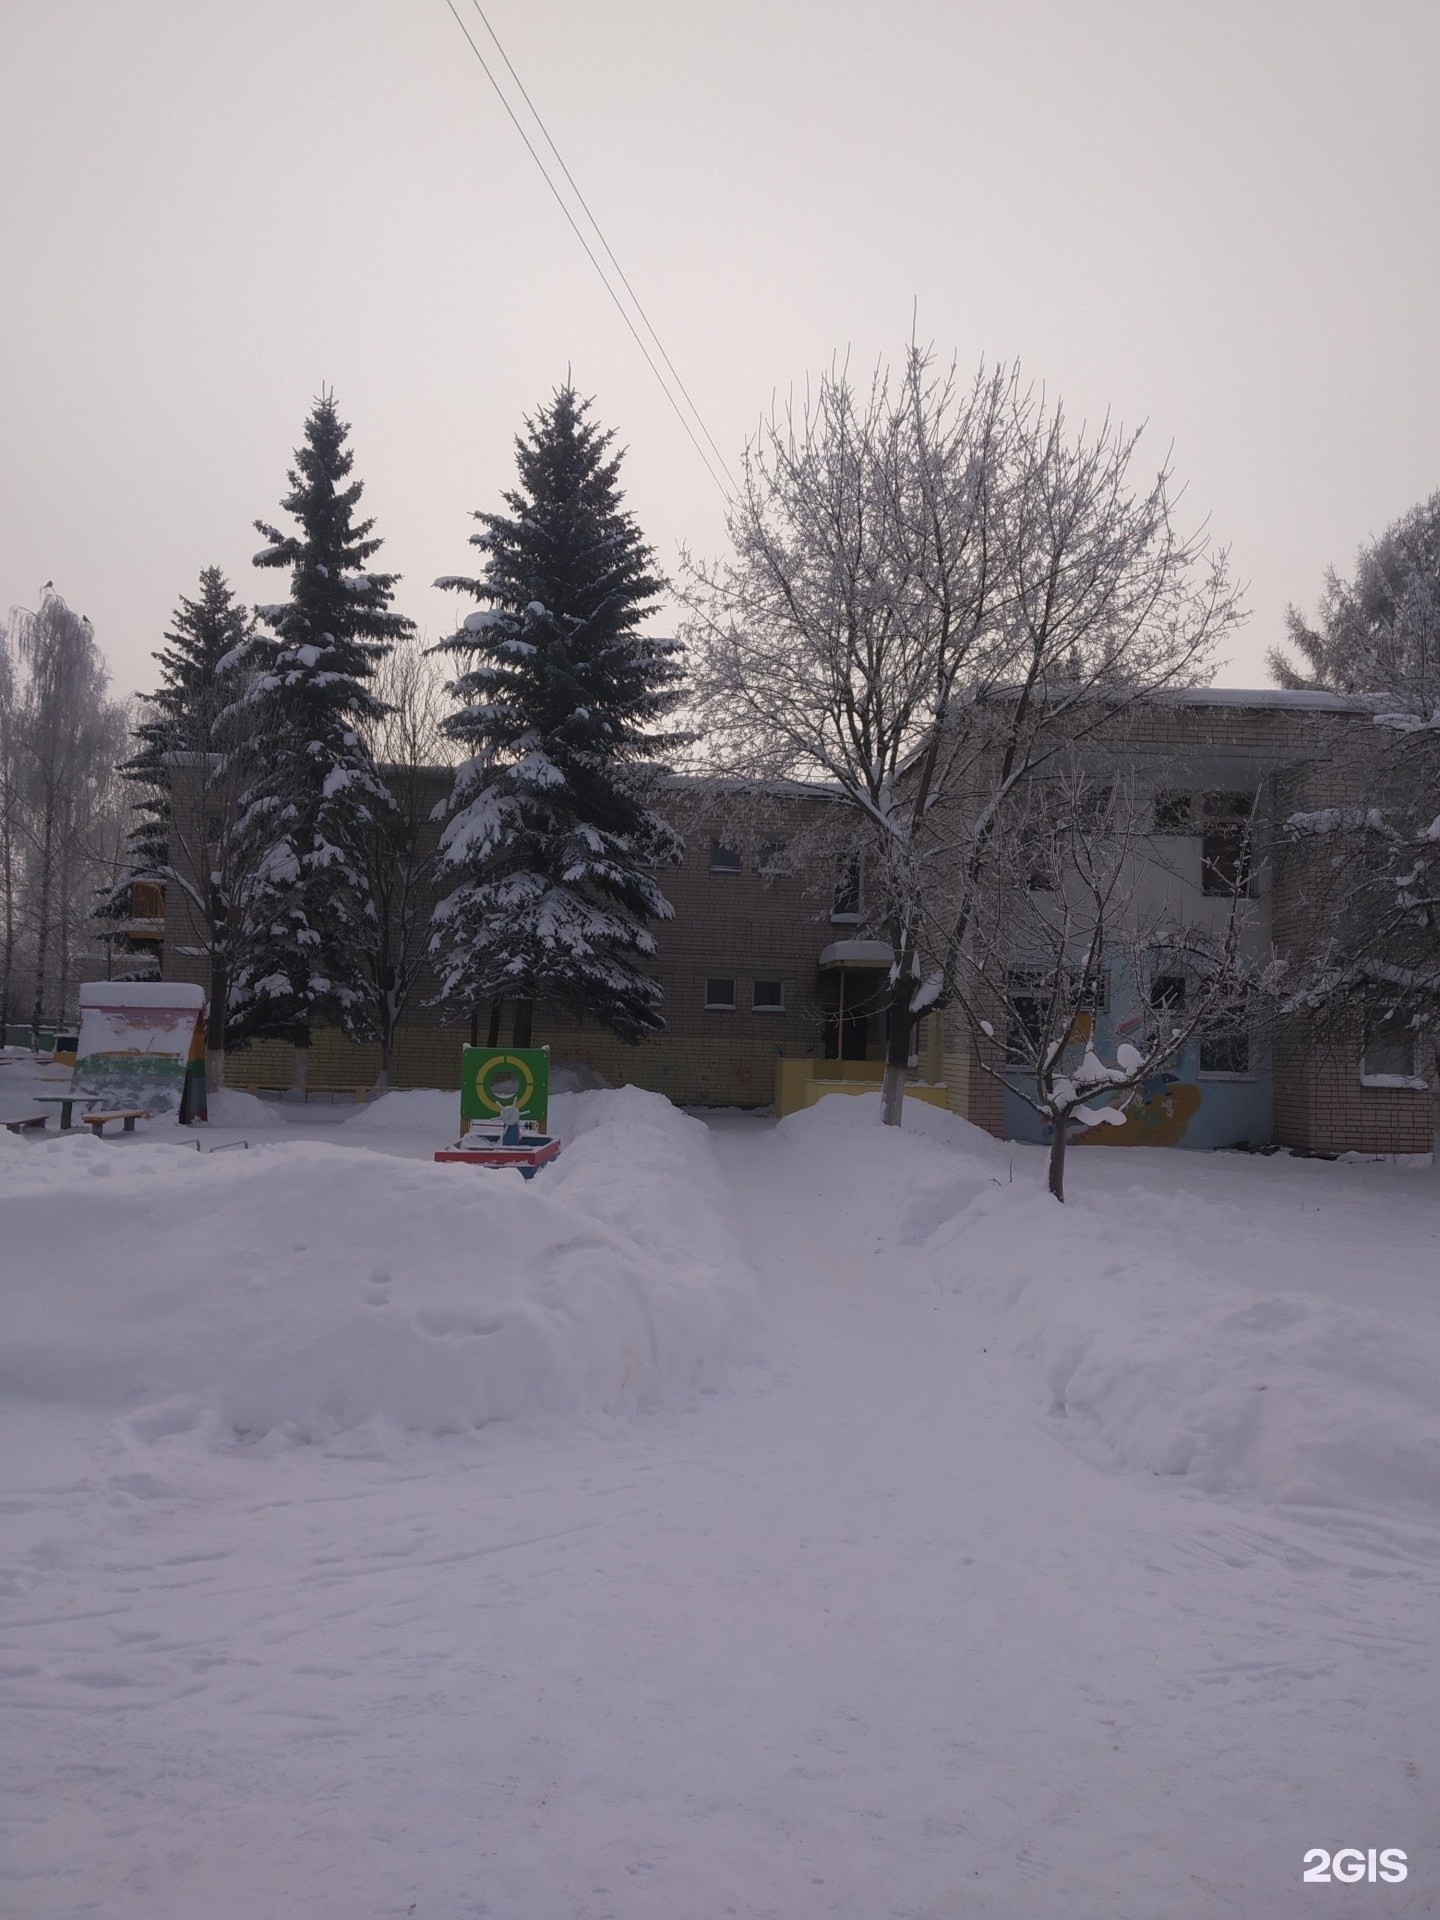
780, 1095, 1440, 1520
0, 1087, 757, 1444
205, 1087, 287, 1127
347, 1087, 459, 1131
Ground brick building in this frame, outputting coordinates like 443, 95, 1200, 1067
156, 691, 1436, 1156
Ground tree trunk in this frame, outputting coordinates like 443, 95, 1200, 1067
374, 1025, 394, 1093
880, 976, 914, 1128
205, 956, 229, 1093
1047, 1114, 1067, 1203
512, 998, 534, 1048
488, 999, 503, 1047
292, 1026, 310, 1090
30, 806, 55, 1040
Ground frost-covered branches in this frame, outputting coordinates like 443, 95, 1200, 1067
1269, 489, 1440, 724
683, 345, 1243, 1127
1269, 490, 1440, 1067
949, 775, 1265, 1200
350, 633, 452, 1087
0, 591, 130, 1037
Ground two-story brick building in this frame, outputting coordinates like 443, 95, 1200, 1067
156, 690, 1436, 1157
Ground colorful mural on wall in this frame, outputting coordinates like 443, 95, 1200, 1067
73, 982, 207, 1121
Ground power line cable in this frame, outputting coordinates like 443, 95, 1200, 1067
467, 0, 738, 492
442, 0, 732, 500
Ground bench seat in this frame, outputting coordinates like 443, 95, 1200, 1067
80, 1109, 152, 1135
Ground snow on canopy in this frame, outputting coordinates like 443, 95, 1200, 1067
819, 939, 894, 966
78, 981, 205, 1010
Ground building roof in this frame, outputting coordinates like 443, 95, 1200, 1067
1152, 687, 1371, 712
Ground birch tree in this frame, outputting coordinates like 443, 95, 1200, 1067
4, 592, 125, 1036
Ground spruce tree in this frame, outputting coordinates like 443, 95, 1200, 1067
432, 384, 684, 1045
231, 393, 412, 1070
117, 568, 251, 1045
123, 566, 249, 878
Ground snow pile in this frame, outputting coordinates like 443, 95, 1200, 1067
349, 1073, 612, 1132
0, 1088, 756, 1444
779, 1095, 1440, 1519
777, 1091, 1009, 1246
347, 1086, 460, 1131
956, 1195, 1440, 1515
206, 1087, 286, 1127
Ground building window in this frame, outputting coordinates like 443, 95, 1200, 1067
1153, 790, 1195, 834
710, 842, 742, 873
130, 880, 164, 920
1199, 1030, 1250, 1076
1362, 1020, 1419, 1083
752, 979, 785, 1011
1004, 970, 1109, 1065
1006, 992, 1047, 1065
1201, 793, 1255, 896
705, 977, 737, 1009
831, 860, 862, 922
757, 839, 788, 876
1150, 974, 1187, 1013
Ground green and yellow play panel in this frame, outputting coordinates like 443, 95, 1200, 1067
459, 1045, 550, 1134
438, 1045, 560, 1177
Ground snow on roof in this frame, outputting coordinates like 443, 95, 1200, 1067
819, 940, 894, 967
1152, 687, 1371, 712
78, 981, 205, 1009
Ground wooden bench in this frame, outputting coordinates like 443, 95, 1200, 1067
2, 1114, 47, 1134
80, 1109, 151, 1135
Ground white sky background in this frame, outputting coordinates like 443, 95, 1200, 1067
1, 0, 1436, 699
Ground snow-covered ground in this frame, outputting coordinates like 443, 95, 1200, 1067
2, 1056, 1438, 1916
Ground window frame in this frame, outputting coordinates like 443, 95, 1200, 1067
704, 976, 738, 1011
709, 841, 742, 874
751, 978, 786, 1013
1153, 790, 1196, 835
1201, 792, 1256, 898
1197, 1029, 1253, 1079
1360, 1019, 1425, 1088
830, 859, 862, 923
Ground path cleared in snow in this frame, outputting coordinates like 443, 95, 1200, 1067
1, 1090, 1437, 1917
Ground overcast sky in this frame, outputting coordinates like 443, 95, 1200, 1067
2, 0, 1436, 698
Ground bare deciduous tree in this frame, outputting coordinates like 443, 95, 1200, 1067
1, 591, 128, 1040
355, 632, 453, 1088
684, 346, 1244, 1126
952, 775, 1265, 1200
